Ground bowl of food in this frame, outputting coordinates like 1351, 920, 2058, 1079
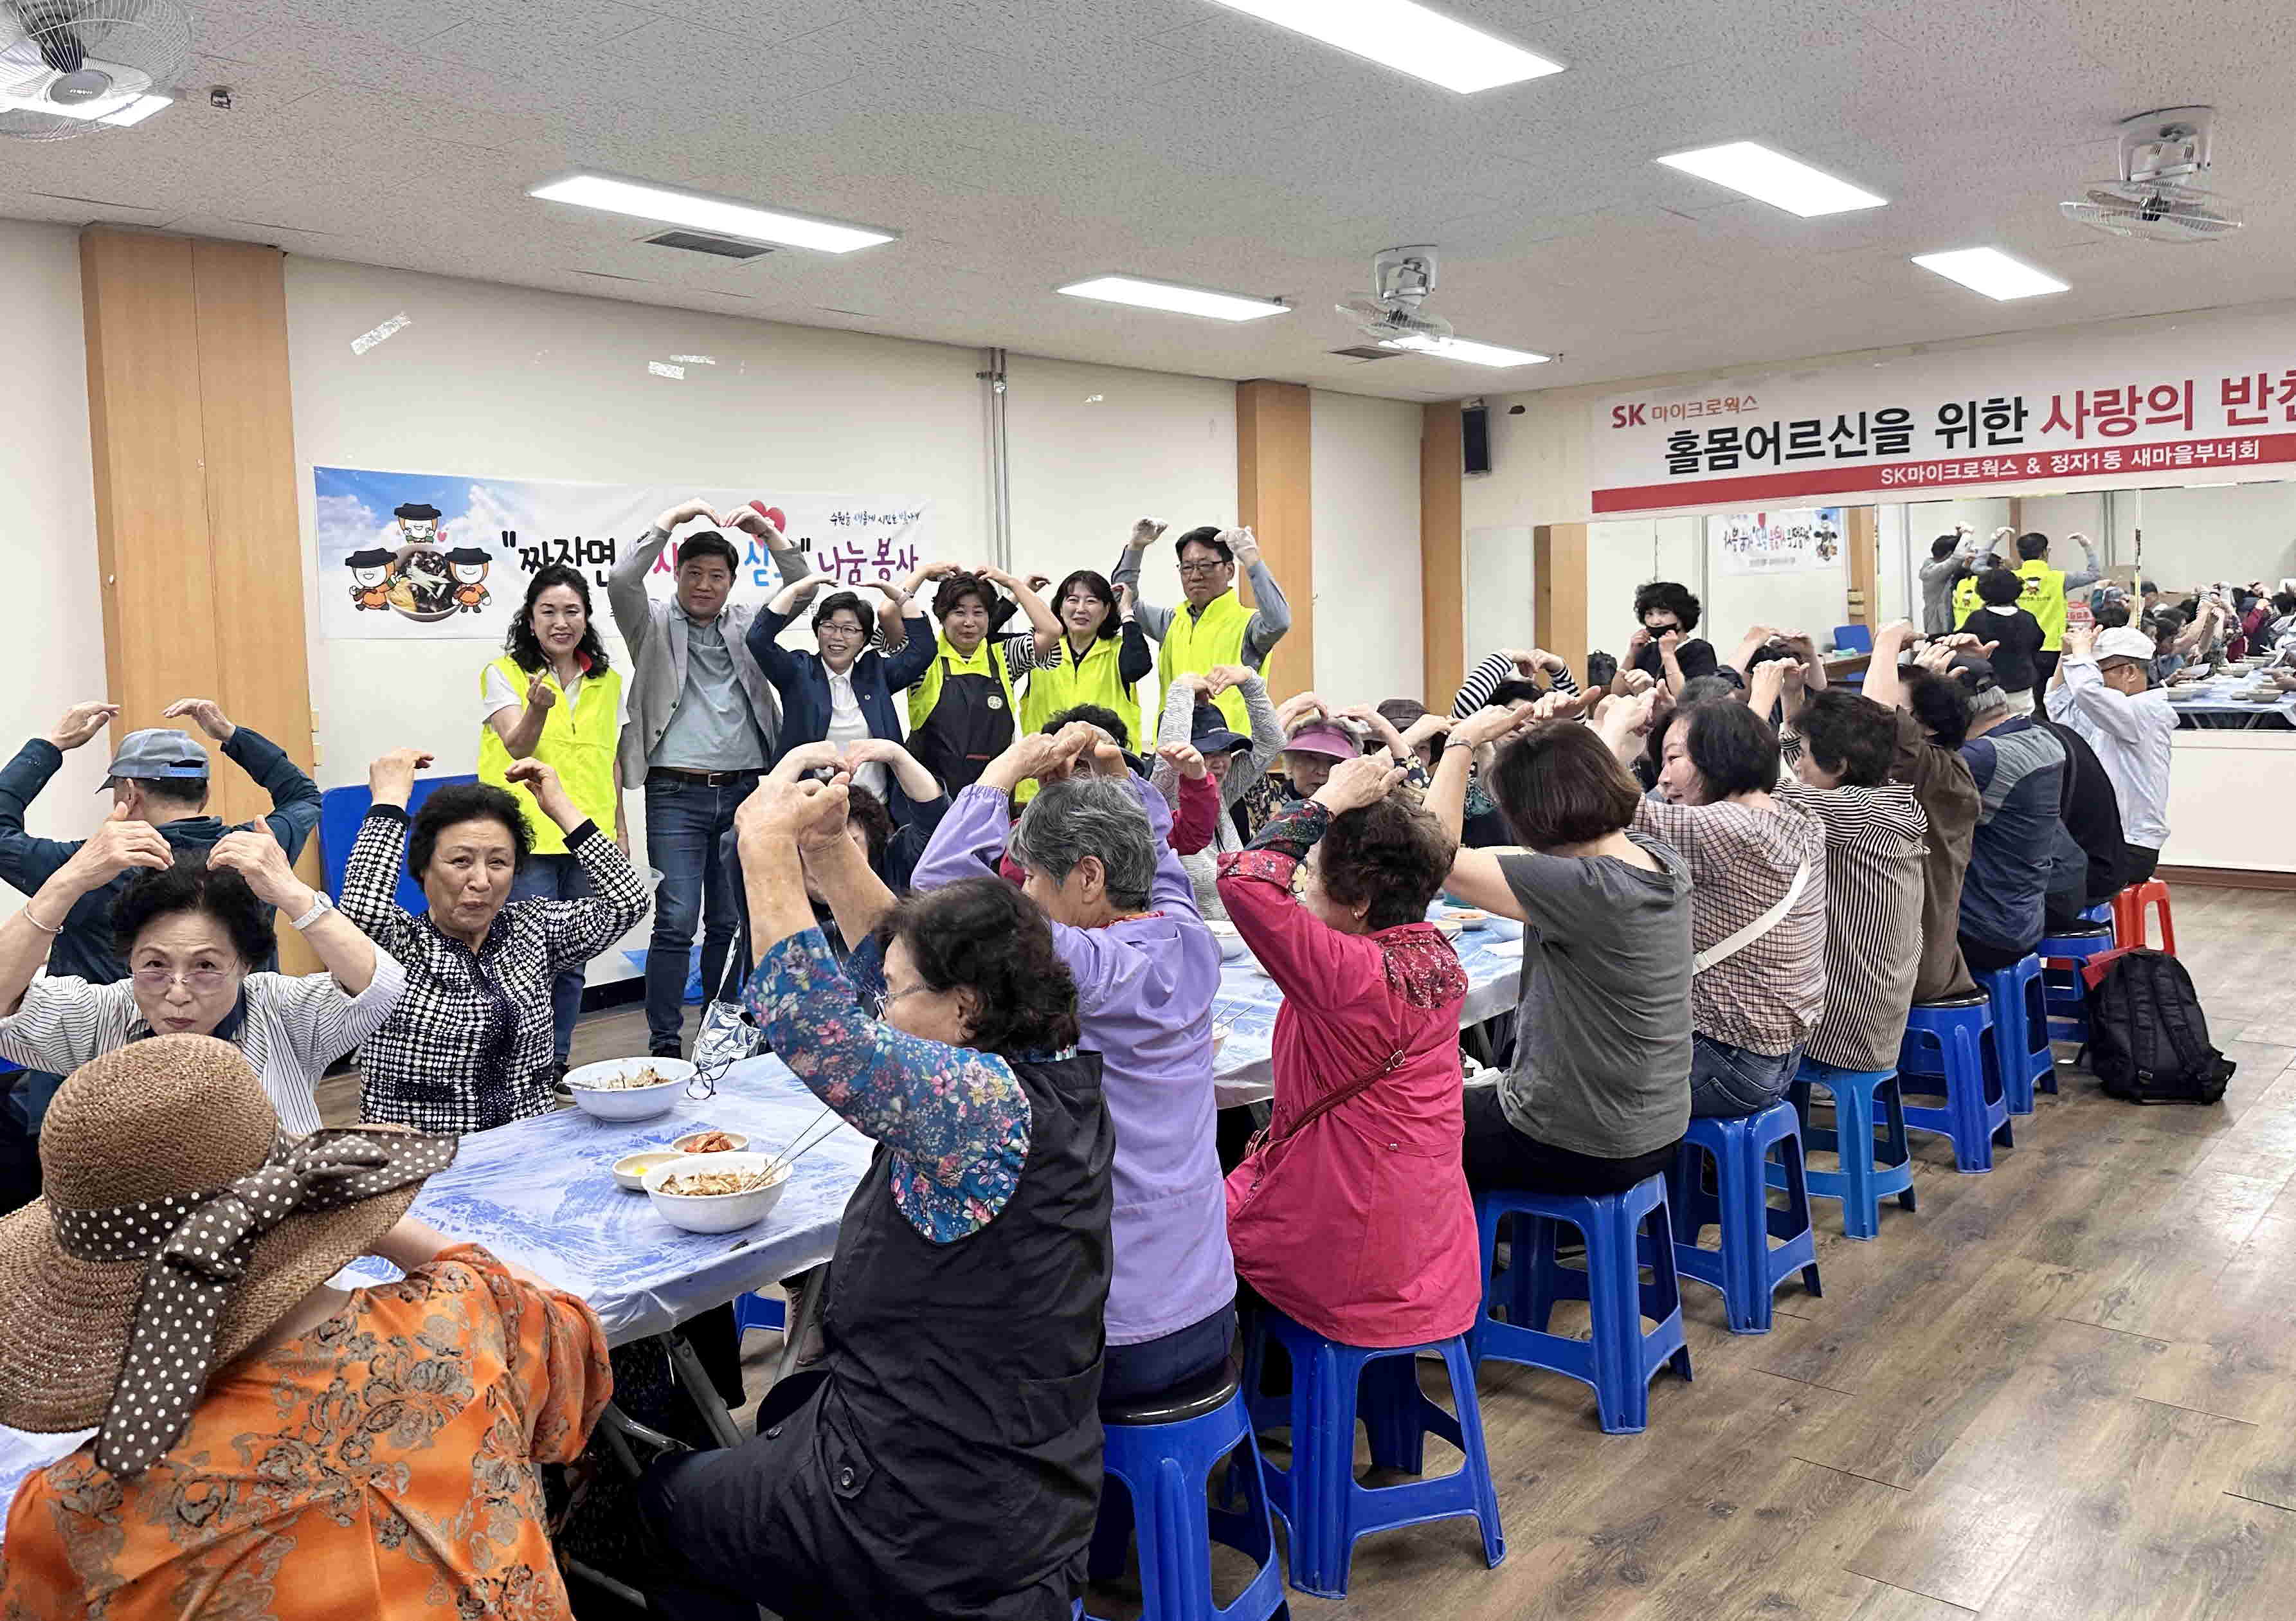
673, 1128, 748, 1155
1204, 919, 1247, 961
611, 1149, 683, 1192
563, 1057, 694, 1121
1433, 918, 1464, 943
644, 1152, 791, 1234
1438, 907, 1491, 930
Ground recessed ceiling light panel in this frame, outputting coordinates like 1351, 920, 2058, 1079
1058, 275, 1292, 322
1380, 334, 1551, 368
1656, 141, 1887, 217
1912, 248, 2069, 300
1204, 1, 1562, 93
529, 174, 897, 254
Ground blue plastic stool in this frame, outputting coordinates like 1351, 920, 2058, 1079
732, 1291, 785, 1337
2039, 923, 2117, 1046
1238, 1310, 1503, 1598
1469, 1176, 1693, 1433
1779, 1061, 1915, 1240
1979, 956, 2055, 1115
1085, 1363, 1285, 1621
1668, 1103, 1821, 1334
1898, 993, 2013, 1172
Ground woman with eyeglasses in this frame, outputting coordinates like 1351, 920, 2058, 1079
0, 810, 404, 1135
746, 567, 938, 810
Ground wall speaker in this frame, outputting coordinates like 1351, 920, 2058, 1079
1462, 403, 1492, 476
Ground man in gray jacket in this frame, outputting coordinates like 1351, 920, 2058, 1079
610, 497, 809, 1056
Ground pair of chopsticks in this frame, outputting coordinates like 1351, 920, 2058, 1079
763, 1105, 847, 1181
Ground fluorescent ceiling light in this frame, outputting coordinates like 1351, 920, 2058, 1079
98, 93, 171, 127
1204, 1, 1562, 94
1380, 334, 1550, 368
1656, 141, 1886, 217
1912, 247, 2068, 301
527, 174, 896, 254
1058, 275, 1291, 322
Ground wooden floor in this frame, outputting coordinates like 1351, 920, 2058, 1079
338, 893, 2296, 1618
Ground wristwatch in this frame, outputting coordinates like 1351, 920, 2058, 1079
287, 892, 335, 932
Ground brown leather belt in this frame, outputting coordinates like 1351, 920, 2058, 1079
647, 766, 760, 787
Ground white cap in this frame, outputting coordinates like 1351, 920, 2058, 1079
2093, 627, 2156, 664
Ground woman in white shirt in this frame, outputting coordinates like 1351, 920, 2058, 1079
746, 567, 944, 807
0, 815, 402, 1135
479, 563, 628, 1074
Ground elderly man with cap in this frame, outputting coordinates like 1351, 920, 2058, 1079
2047, 622, 2180, 887
0, 1036, 611, 1618
1151, 664, 1285, 919
0, 700, 321, 1192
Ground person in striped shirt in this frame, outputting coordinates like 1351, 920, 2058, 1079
0, 813, 402, 1136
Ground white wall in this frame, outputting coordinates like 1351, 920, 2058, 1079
1308, 390, 1423, 702
2129, 483, 2296, 588
0, 221, 109, 836
1463, 525, 1532, 672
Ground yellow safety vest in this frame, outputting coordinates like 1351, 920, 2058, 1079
907, 635, 1018, 732
1158, 590, 1252, 734
2014, 559, 2070, 651
1020, 633, 1142, 751
478, 655, 622, 856
1952, 573, 1982, 624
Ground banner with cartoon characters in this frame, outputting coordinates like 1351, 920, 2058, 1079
1707, 507, 1845, 575
314, 465, 936, 641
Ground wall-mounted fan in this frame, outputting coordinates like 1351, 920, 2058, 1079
2061, 106, 2244, 244
0, 0, 191, 140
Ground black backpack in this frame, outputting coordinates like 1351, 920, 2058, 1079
2081, 948, 2235, 1105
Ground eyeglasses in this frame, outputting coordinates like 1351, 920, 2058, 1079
1177, 561, 1230, 578
131, 966, 235, 993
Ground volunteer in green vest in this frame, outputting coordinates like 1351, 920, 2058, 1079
901, 565, 1058, 794
1114, 518, 1293, 736
478, 563, 627, 1071
1011, 567, 1153, 759
2013, 529, 2104, 712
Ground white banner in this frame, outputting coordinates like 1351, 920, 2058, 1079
314, 464, 936, 642
1590, 310, 2296, 514
1709, 508, 1845, 575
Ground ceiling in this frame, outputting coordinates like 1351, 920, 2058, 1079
5, 0, 2295, 401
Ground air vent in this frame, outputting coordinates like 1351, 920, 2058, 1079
644, 229, 774, 260
1328, 345, 1405, 361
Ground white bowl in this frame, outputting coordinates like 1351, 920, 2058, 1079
643, 1152, 791, 1234
1204, 919, 1247, 961
611, 1149, 683, 1192
1438, 907, 1492, 930
563, 1056, 694, 1121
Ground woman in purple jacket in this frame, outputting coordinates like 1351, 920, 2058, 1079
911, 722, 1234, 1400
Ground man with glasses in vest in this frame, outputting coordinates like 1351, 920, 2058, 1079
1112, 519, 1292, 738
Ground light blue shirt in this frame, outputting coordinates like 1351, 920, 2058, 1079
651, 613, 766, 770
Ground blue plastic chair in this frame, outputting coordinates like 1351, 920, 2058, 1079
1898, 993, 2013, 1172
1469, 1177, 1693, 1433
732, 1291, 785, 1337
1238, 1309, 1503, 1598
2039, 923, 2117, 1045
1979, 957, 2055, 1115
316, 775, 480, 912
1831, 624, 1874, 653
1668, 1103, 1821, 1334
1085, 1363, 1285, 1621
1780, 1060, 1915, 1240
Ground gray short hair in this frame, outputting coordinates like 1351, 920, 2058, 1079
1968, 684, 2011, 720
1013, 775, 1157, 910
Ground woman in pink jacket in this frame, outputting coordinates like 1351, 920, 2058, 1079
1218, 752, 1482, 1348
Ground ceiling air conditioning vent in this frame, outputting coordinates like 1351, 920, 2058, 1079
644, 229, 773, 260
1329, 345, 1406, 361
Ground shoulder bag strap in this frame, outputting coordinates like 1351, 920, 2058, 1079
1260, 1046, 1409, 1152
1693, 858, 1811, 975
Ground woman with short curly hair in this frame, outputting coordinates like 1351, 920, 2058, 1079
898, 564, 1060, 795
1218, 751, 1482, 1350
640, 770, 1110, 1619
1619, 578, 1721, 695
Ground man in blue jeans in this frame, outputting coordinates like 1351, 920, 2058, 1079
610, 496, 809, 1056
0, 699, 322, 1210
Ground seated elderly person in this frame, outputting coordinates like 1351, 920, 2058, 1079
0, 813, 402, 1134
1220, 752, 1481, 1350
914, 722, 1233, 1402
341, 750, 649, 1131
1152, 666, 1285, 918
639, 772, 1111, 1620
2047, 622, 2178, 887
1863, 623, 1983, 1002
0, 1037, 608, 1619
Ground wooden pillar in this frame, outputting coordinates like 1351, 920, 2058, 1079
1236, 380, 1312, 696
1420, 403, 1465, 710
1534, 523, 1590, 681
1846, 505, 1880, 627
82, 227, 318, 969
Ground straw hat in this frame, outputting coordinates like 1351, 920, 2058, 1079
0, 1036, 451, 1443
